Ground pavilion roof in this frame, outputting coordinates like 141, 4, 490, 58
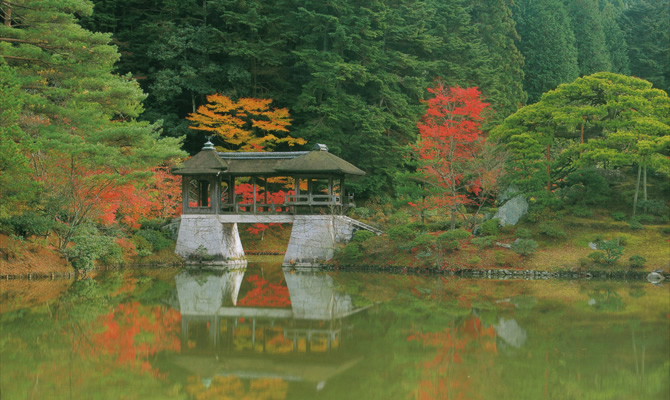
171, 145, 228, 175
172, 145, 365, 177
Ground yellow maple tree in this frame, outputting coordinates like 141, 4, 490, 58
187, 94, 305, 152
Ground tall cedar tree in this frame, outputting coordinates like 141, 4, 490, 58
566, 0, 612, 76
513, 0, 579, 103
414, 84, 490, 230
621, 0, 670, 93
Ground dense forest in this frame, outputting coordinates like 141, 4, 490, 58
1, 0, 668, 270
77, 0, 668, 195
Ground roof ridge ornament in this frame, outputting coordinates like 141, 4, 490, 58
202, 137, 215, 150
312, 143, 328, 152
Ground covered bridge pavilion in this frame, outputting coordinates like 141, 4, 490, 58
172, 142, 380, 266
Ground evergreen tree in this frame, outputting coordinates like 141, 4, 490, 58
566, 0, 612, 75
0, 0, 183, 244
469, 0, 527, 124
513, 0, 580, 103
601, 1, 630, 75
621, 0, 670, 92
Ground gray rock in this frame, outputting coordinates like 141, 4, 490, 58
493, 195, 528, 226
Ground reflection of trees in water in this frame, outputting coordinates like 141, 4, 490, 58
407, 316, 498, 400
588, 287, 625, 312
185, 376, 288, 400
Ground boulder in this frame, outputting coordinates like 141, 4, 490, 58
493, 195, 528, 226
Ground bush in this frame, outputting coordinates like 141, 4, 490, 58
628, 255, 646, 269
387, 224, 416, 241
628, 220, 644, 230
64, 226, 122, 271
632, 214, 656, 225
572, 207, 593, 217
338, 243, 363, 262
387, 211, 410, 225
132, 235, 153, 257
135, 229, 172, 252
467, 256, 482, 265
138, 218, 169, 231
441, 228, 472, 240
426, 221, 452, 232
352, 207, 372, 218
411, 234, 435, 251
516, 228, 532, 239
352, 230, 375, 243
590, 239, 624, 265
512, 239, 538, 257
538, 221, 566, 239
611, 212, 627, 221
1, 214, 60, 238
637, 200, 668, 216
480, 218, 500, 236
562, 168, 611, 206
471, 236, 496, 249
494, 250, 508, 266
662, 227, 670, 235
436, 233, 460, 252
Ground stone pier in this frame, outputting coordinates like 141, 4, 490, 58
175, 215, 246, 265
175, 214, 372, 267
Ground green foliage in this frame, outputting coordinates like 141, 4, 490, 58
441, 229, 472, 241
513, 0, 579, 103
637, 200, 668, 217
562, 169, 612, 207
515, 228, 532, 239
0, 214, 60, 239
511, 239, 538, 257
467, 256, 482, 265
471, 236, 496, 250
611, 212, 627, 221
571, 207, 593, 218
134, 229, 172, 252
190, 245, 215, 262
480, 218, 500, 236
589, 239, 625, 265
339, 243, 363, 263
64, 226, 123, 271
538, 221, 567, 239
411, 234, 435, 252
628, 220, 644, 230
387, 225, 417, 241
352, 230, 375, 244
628, 255, 646, 269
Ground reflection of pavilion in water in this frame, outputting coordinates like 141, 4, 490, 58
172, 267, 368, 386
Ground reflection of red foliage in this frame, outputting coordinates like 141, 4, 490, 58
238, 275, 291, 308
407, 316, 497, 400
90, 302, 181, 376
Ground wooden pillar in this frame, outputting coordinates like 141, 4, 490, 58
182, 177, 189, 214
252, 176, 257, 214
340, 177, 345, 205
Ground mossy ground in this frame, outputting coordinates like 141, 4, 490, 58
334, 209, 670, 272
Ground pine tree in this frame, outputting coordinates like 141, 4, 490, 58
0, 0, 183, 245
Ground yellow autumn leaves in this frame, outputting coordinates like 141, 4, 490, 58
187, 94, 305, 152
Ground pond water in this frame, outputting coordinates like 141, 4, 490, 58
1, 260, 668, 400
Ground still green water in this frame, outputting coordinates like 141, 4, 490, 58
1, 260, 668, 400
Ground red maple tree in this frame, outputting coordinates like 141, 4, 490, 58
413, 83, 490, 229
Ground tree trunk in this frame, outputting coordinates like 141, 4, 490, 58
546, 144, 551, 193
642, 164, 648, 213
3, 4, 10, 27
633, 164, 641, 216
